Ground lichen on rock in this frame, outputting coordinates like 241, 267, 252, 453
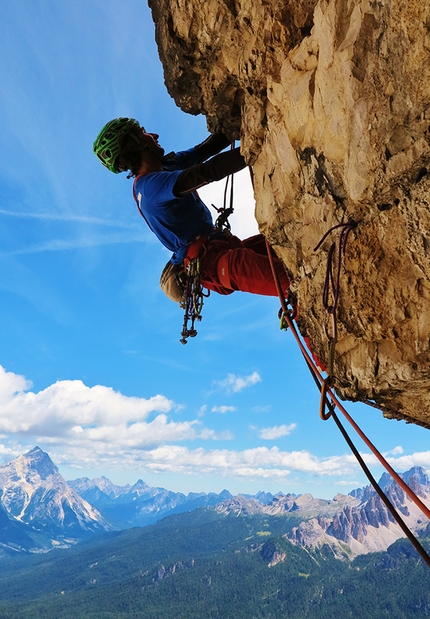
148, 0, 430, 427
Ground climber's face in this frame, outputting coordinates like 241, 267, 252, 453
139, 128, 165, 159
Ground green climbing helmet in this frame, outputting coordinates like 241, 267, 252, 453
93, 117, 140, 173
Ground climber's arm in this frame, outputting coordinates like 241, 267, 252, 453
192, 132, 231, 163
173, 148, 246, 196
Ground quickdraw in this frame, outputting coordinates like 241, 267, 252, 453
179, 258, 209, 345
278, 291, 298, 331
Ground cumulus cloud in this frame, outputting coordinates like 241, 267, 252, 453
211, 405, 236, 414
384, 445, 404, 456
1, 366, 427, 488
0, 366, 241, 458
0, 366, 173, 435
258, 424, 297, 440
387, 451, 430, 469
215, 371, 261, 394
0, 365, 212, 450
52, 444, 362, 481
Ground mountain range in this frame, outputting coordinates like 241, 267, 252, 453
68, 474, 234, 528
0, 446, 429, 561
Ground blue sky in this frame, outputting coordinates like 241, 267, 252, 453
0, 0, 429, 500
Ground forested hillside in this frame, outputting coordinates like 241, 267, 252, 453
0, 509, 428, 618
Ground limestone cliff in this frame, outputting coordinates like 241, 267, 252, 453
148, 0, 430, 427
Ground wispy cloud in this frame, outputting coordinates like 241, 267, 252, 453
252, 405, 271, 413
0, 232, 149, 257
211, 405, 236, 414
215, 371, 261, 394
258, 424, 297, 440
0, 209, 138, 228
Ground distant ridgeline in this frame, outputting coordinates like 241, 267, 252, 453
0, 447, 429, 561
0, 447, 428, 615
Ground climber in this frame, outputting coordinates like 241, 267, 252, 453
93, 117, 290, 301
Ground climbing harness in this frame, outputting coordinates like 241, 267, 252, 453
179, 141, 236, 344
249, 164, 430, 567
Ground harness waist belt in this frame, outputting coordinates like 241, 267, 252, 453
184, 234, 210, 268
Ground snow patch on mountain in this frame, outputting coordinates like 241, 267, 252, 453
0, 447, 114, 540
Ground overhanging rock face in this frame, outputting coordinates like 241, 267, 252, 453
148, 0, 430, 427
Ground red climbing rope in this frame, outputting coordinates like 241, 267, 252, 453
247, 162, 430, 565
265, 235, 430, 522
265, 236, 430, 566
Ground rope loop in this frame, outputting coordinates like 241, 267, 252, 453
314, 219, 357, 377
319, 377, 335, 420
314, 219, 357, 317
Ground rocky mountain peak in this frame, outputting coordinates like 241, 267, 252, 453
213, 465, 430, 558
22, 446, 59, 479
0, 447, 113, 547
401, 466, 430, 488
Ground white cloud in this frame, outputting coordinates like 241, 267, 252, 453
211, 405, 236, 414
0, 367, 236, 459
197, 405, 207, 418
387, 451, 430, 469
69, 415, 200, 448
199, 429, 234, 441
0, 231, 149, 257
1, 367, 428, 490
0, 209, 139, 228
215, 371, 261, 393
258, 424, 297, 440
0, 367, 173, 434
52, 445, 361, 481
252, 405, 271, 413
384, 445, 404, 456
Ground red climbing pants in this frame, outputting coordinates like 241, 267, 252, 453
198, 234, 290, 297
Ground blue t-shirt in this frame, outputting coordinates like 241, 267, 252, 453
133, 147, 214, 264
